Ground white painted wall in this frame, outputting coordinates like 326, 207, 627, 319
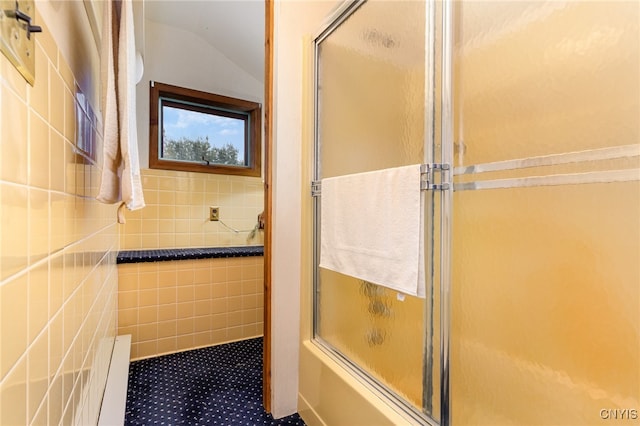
136, 19, 264, 168
270, 0, 338, 418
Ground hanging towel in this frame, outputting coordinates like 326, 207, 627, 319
97, 0, 145, 223
96, 0, 119, 205
117, 0, 145, 213
319, 165, 425, 298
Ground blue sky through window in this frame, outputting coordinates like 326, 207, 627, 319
162, 105, 246, 158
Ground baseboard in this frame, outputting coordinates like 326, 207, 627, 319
130, 334, 264, 362
98, 335, 132, 426
298, 392, 326, 426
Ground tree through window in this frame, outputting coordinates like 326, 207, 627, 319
150, 82, 261, 177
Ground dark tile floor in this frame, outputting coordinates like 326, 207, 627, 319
125, 337, 306, 425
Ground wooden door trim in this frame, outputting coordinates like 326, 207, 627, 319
262, 0, 273, 413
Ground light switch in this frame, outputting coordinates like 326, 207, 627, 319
0, 0, 42, 86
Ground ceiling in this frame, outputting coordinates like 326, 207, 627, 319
144, 0, 265, 82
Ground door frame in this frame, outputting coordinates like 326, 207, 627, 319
262, 0, 274, 413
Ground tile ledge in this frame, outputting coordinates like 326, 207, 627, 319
116, 246, 264, 264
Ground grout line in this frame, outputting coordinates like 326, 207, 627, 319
0, 236, 118, 387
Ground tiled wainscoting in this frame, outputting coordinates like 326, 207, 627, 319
0, 6, 118, 426
117, 255, 264, 360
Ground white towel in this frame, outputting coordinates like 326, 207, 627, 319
97, 0, 145, 223
117, 0, 145, 213
319, 165, 425, 298
96, 0, 119, 205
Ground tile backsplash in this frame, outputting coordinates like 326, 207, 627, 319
116, 168, 266, 360
119, 168, 265, 249
0, 8, 118, 426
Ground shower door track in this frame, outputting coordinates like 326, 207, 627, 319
312, 336, 440, 426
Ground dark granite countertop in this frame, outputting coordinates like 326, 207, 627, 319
117, 246, 264, 264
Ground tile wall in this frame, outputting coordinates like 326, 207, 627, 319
0, 10, 119, 426
117, 167, 265, 359
118, 256, 264, 360
119, 168, 265, 250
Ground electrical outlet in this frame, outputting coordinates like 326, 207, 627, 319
209, 206, 219, 221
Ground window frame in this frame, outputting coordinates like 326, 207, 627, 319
149, 82, 262, 177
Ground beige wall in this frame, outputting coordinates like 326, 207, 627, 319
119, 169, 264, 250
0, 3, 119, 425
272, 0, 332, 419
118, 256, 264, 360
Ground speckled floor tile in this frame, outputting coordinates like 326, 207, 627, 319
125, 337, 305, 425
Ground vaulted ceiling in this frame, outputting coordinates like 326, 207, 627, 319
144, 1, 265, 82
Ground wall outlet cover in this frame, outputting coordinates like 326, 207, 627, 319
209, 206, 219, 221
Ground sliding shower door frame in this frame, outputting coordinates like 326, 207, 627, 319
311, 0, 366, 348
438, 1, 453, 424
311, 1, 454, 425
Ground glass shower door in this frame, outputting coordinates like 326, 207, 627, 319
313, 0, 440, 422
314, 1, 640, 425
449, 1, 640, 424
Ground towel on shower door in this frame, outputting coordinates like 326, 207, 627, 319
319, 165, 425, 298
97, 0, 145, 223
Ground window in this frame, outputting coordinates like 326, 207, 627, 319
149, 82, 261, 177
